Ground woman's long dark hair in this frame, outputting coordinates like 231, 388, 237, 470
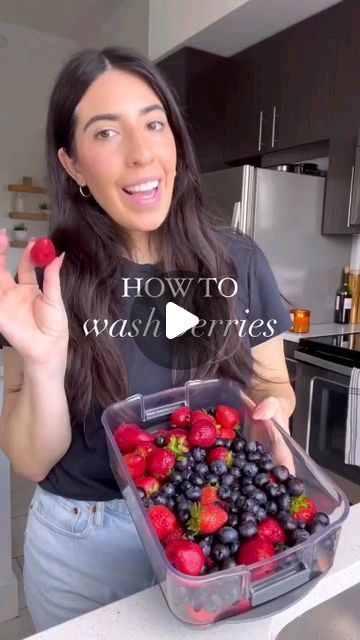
46, 46, 259, 426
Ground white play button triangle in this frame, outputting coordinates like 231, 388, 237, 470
165, 302, 199, 339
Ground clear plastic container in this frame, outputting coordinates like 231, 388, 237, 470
101, 378, 350, 625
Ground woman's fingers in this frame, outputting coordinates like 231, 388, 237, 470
41, 252, 66, 306
17, 237, 38, 285
0, 229, 15, 291
252, 396, 281, 421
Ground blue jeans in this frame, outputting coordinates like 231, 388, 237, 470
23, 485, 157, 632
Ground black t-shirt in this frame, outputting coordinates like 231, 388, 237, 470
0, 232, 291, 500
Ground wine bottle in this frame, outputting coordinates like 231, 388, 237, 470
334, 267, 353, 324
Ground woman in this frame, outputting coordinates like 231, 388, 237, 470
0, 47, 295, 632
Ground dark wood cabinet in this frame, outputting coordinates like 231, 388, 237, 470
157, 48, 227, 172
322, 0, 360, 235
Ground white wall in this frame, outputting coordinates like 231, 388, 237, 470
148, 0, 250, 60
0, 22, 81, 276
94, 0, 149, 55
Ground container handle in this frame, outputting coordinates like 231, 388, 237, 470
144, 401, 186, 422
251, 563, 311, 607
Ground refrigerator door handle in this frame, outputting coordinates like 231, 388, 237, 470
231, 201, 242, 231
346, 165, 355, 227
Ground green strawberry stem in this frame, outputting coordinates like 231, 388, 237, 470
188, 503, 201, 535
291, 495, 310, 514
166, 435, 189, 459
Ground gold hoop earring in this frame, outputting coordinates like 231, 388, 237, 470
79, 184, 91, 198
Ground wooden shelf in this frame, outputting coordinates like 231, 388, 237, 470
8, 184, 46, 194
10, 240, 28, 248
9, 211, 48, 221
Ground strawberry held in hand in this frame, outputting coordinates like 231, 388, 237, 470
30, 237, 57, 267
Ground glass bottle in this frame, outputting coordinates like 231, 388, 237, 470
334, 267, 353, 324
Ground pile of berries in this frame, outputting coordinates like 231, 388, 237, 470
114, 404, 330, 580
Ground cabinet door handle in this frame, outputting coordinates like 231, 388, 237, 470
258, 111, 266, 151
346, 165, 355, 228
271, 106, 278, 148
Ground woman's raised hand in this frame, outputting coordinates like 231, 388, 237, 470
0, 229, 69, 367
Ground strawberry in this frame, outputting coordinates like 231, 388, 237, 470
201, 486, 219, 505
257, 517, 286, 544
172, 540, 205, 576
190, 410, 216, 427
290, 496, 317, 524
164, 521, 184, 545
114, 423, 141, 453
187, 605, 216, 624
123, 452, 147, 479
165, 538, 183, 563
30, 237, 57, 267
188, 503, 228, 535
189, 419, 218, 448
170, 407, 190, 428
165, 429, 190, 452
148, 505, 177, 542
135, 442, 157, 458
148, 448, 176, 481
135, 475, 160, 497
237, 535, 276, 580
207, 446, 234, 468
215, 405, 240, 430
219, 428, 237, 440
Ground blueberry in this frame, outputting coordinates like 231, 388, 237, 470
218, 526, 239, 545
255, 507, 267, 521
256, 442, 264, 453
229, 541, 240, 555
259, 454, 274, 472
228, 503, 239, 514
252, 489, 267, 504
275, 542, 288, 554
185, 532, 196, 542
160, 483, 176, 497
154, 434, 166, 447
288, 528, 310, 546
266, 500, 278, 515
242, 477, 253, 487
231, 437, 246, 452
189, 473, 205, 487
238, 521, 257, 538
277, 494, 291, 511
247, 452, 261, 462
313, 512, 330, 526
166, 498, 176, 510
243, 462, 258, 478
185, 487, 202, 501
208, 565, 220, 574
230, 489, 240, 504
136, 488, 146, 499
308, 521, 327, 535
221, 474, 235, 488
236, 495, 246, 511
199, 540, 212, 556
177, 509, 190, 523
212, 543, 230, 562
233, 456, 246, 470
230, 467, 241, 479
181, 480, 193, 493
175, 458, 188, 471
227, 514, 239, 528
245, 441, 257, 453
221, 557, 237, 570
265, 483, 282, 498
207, 474, 219, 486
169, 471, 184, 485
239, 512, 257, 524
186, 454, 196, 469
210, 460, 228, 476
296, 521, 307, 529
222, 439, 233, 449
142, 498, 151, 509
287, 478, 305, 497
243, 498, 259, 515
206, 406, 216, 417
242, 484, 256, 498
219, 486, 231, 500
153, 494, 168, 506
192, 447, 207, 462
214, 438, 226, 447
272, 465, 289, 483
254, 471, 269, 489
280, 515, 297, 532
195, 463, 209, 477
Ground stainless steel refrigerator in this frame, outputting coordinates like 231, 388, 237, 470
201, 165, 352, 324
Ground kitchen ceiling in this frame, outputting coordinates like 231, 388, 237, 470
0, 0, 125, 43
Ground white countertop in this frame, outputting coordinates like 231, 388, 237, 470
27, 503, 360, 640
284, 323, 360, 343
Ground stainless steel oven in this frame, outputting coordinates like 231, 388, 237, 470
292, 334, 360, 504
